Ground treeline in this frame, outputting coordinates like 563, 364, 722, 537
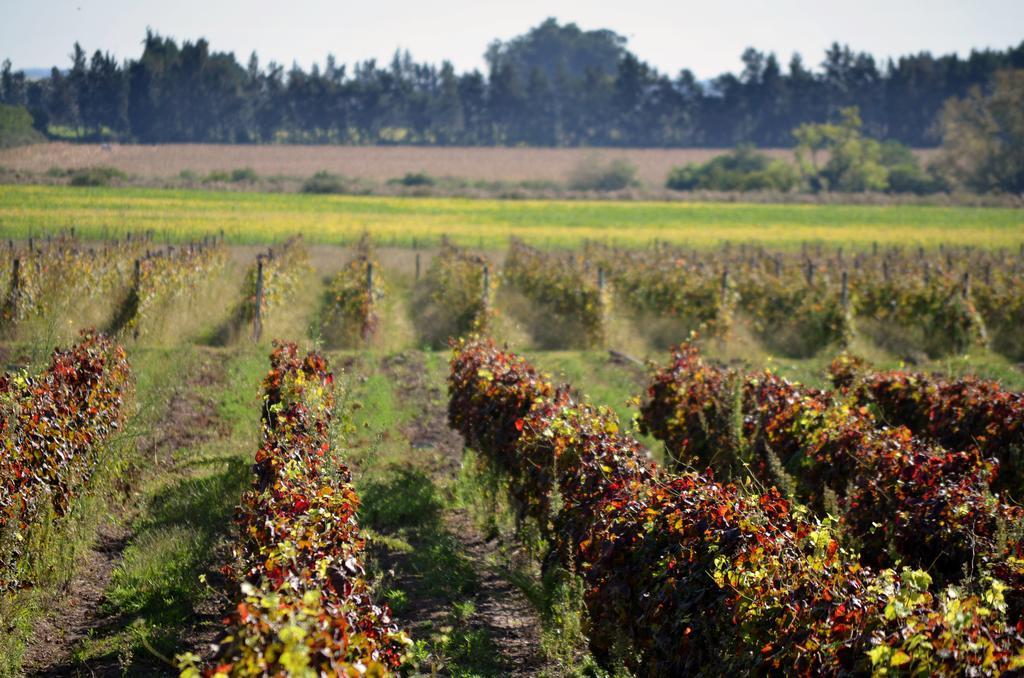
1, 19, 1023, 147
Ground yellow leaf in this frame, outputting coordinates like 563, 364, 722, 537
891, 650, 912, 666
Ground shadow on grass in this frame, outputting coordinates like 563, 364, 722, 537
359, 466, 501, 676
65, 455, 251, 673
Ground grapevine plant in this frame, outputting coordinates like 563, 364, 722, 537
639, 343, 1019, 581
830, 353, 1024, 498
583, 242, 997, 358
0, 331, 132, 591
1, 233, 150, 335
448, 337, 1024, 675
321, 235, 384, 346
111, 240, 227, 339
585, 242, 733, 341
414, 239, 495, 347
504, 239, 608, 347
234, 236, 310, 329
179, 343, 410, 676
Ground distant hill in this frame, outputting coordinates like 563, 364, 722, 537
23, 68, 60, 80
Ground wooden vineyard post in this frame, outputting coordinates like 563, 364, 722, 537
132, 258, 142, 339
804, 259, 814, 286
481, 264, 490, 315
774, 256, 782, 278
717, 267, 731, 347
597, 265, 607, 335
6, 258, 21, 321
253, 255, 264, 343
363, 262, 375, 343
415, 252, 421, 282
961, 271, 971, 300
839, 270, 854, 346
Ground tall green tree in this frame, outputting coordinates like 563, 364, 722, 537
794, 107, 888, 191
937, 69, 1024, 193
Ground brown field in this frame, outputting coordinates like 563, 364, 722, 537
0, 142, 939, 187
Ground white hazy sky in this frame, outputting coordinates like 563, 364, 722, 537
2, 0, 1022, 78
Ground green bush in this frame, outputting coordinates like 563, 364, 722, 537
568, 157, 638, 191
302, 171, 350, 194
230, 167, 259, 182
0, 104, 45, 149
879, 141, 945, 194
69, 166, 126, 187
666, 146, 798, 192
203, 170, 231, 183
665, 165, 701, 191
887, 163, 945, 195
393, 171, 436, 187
795, 108, 888, 192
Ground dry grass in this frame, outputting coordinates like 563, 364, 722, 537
0, 143, 941, 187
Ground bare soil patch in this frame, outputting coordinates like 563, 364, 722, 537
377, 351, 548, 676
20, 524, 135, 677
0, 142, 831, 186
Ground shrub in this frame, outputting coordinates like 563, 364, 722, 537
393, 171, 436, 187
665, 164, 700, 190
202, 169, 231, 183
568, 156, 638, 191
0, 104, 44, 149
666, 146, 798, 192
229, 167, 258, 182
302, 170, 350, 194
886, 162, 945, 194
68, 166, 126, 187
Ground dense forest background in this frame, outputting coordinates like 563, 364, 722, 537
1, 19, 1022, 147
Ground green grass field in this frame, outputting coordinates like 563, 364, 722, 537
1, 184, 1021, 249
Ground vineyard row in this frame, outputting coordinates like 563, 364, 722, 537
448, 337, 1024, 674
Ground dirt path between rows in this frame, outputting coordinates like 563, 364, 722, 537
21, 354, 228, 677
379, 352, 548, 676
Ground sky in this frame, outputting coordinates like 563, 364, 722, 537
2, 0, 1022, 78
